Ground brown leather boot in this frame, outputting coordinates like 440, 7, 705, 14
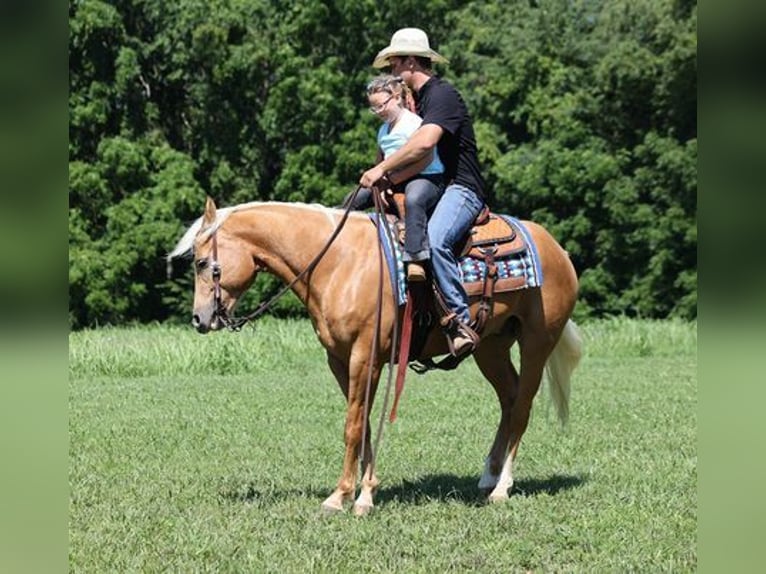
407, 262, 427, 282
450, 333, 474, 356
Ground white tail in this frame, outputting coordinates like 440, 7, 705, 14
544, 319, 583, 426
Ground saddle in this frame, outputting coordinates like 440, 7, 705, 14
458, 208, 527, 259
387, 193, 527, 261
384, 191, 530, 337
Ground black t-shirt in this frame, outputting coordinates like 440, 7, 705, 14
415, 76, 486, 201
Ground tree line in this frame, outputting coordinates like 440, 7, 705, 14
69, 0, 697, 328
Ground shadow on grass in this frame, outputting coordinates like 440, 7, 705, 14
218, 472, 587, 508
375, 472, 588, 507
217, 482, 329, 506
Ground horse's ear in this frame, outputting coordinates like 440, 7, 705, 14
203, 196, 217, 226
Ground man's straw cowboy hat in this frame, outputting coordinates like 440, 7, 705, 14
372, 28, 449, 69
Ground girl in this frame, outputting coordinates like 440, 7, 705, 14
345, 75, 444, 282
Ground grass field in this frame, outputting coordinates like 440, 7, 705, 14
69, 318, 696, 572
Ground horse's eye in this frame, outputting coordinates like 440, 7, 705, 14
196, 258, 208, 271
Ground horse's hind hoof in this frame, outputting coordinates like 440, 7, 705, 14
487, 492, 509, 504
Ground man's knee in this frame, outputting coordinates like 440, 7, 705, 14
406, 179, 441, 207
345, 187, 373, 210
429, 239, 453, 255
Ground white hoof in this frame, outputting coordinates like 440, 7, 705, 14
353, 489, 375, 516
320, 493, 348, 515
487, 491, 510, 504
487, 479, 513, 503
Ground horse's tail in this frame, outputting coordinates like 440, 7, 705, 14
544, 319, 583, 426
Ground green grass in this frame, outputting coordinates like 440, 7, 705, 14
69, 318, 696, 572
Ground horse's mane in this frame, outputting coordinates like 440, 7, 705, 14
167, 201, 357, 261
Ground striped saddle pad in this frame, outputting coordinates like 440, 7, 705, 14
372, 213, 543, 305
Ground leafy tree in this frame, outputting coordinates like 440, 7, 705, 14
69, 0, 696, 326
443, 0, 696, 318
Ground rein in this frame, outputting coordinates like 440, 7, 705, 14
360, 187, 401, 480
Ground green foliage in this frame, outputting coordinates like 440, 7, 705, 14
69, 138, 204, 327
69, 0, 696, 326
446, 0, 696, 319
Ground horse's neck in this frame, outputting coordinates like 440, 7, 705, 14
227, 204, 391, 345
230, 204, 369, 292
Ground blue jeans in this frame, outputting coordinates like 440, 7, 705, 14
427, 184, 485, 324
343, 186, 374, 210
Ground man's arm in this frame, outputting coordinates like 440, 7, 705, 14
360, 124, 443, 188
389, 152, 433, 186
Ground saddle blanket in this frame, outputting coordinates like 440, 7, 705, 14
371, 214, 543, 306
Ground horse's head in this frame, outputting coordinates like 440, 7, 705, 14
187, 197, 257, 333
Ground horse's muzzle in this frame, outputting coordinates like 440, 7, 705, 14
192, 309, 223, 333
192, 314, 210, 333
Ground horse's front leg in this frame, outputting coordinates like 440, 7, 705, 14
321, 353, 354, 513
321, 352, 381, 515
354, 408, 381, 516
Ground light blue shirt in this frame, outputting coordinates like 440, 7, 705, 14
377, 109, 444, 175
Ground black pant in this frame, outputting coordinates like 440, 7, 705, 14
342, 175, 443, 262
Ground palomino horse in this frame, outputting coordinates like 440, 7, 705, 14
169, 197, 582, 515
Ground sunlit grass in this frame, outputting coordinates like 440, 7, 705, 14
68, 317, 322, 379
69, 316, 696, 378
69, 319, 696, 572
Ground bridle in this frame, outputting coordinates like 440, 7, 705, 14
209, 230, 238, 329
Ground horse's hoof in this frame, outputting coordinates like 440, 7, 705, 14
320, 499, 345, 515
487, 491, 509, 504
353, 503, 374, 516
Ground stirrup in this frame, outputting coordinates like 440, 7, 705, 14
442, 316, 479, 358
449, 333, 474, 357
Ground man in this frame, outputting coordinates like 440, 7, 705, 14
360, 28, 486, 357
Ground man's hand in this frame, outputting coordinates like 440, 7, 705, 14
360, 165, 386, 188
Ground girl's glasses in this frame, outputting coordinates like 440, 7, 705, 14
369, 95, 393, 114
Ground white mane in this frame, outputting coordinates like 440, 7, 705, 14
167, 201, 360, 261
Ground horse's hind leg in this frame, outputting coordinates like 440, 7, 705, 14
487, 330, 556, 502
473, 334, 518, 494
